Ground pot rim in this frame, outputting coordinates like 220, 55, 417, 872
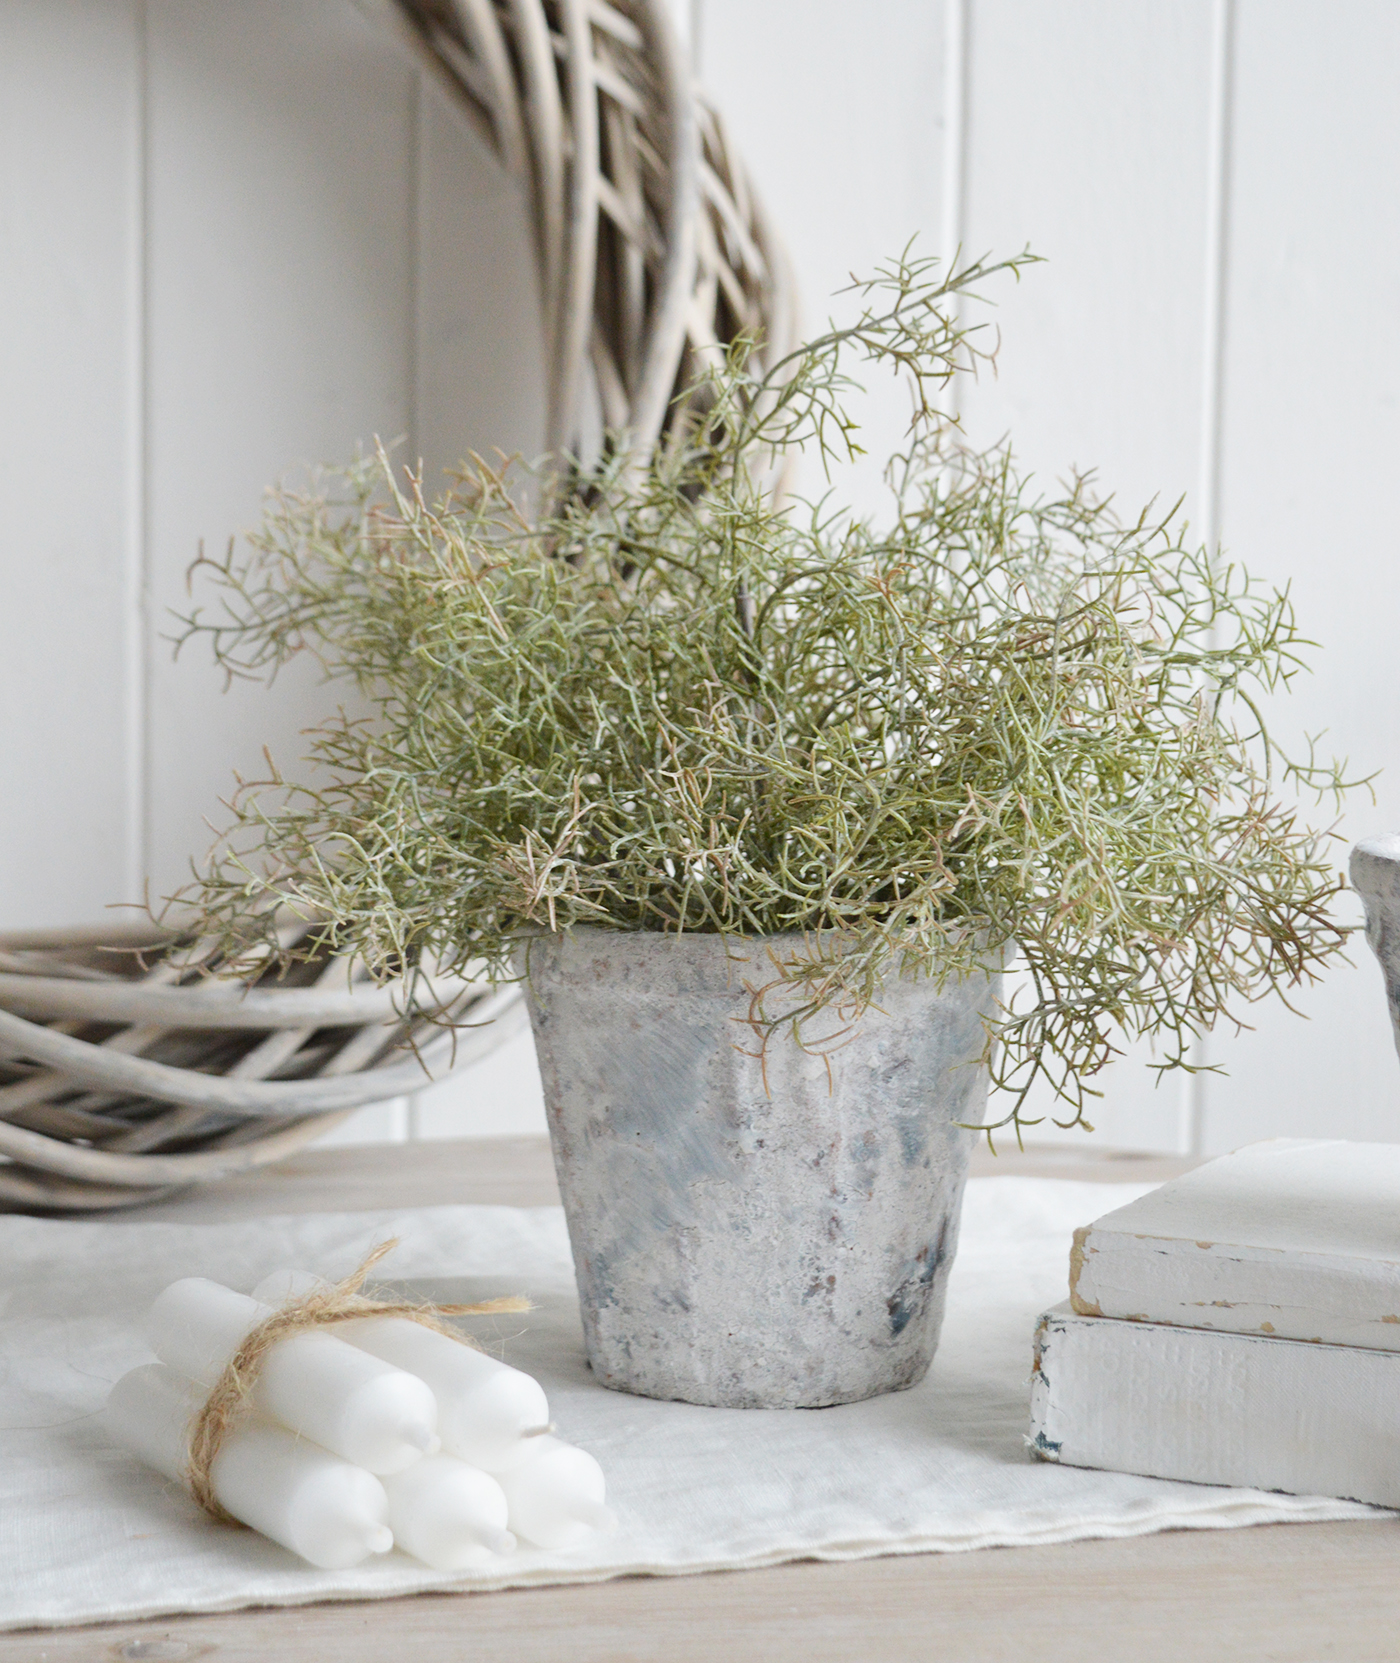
513, 923, 1008, 990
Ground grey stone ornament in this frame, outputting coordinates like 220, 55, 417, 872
521, 928, 1002, 1410
1350, 835, 1400, 1066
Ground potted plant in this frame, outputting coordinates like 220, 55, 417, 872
178, 251, 1354, 1410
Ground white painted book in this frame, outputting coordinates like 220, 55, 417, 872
1069, 1138, 1400, 1349
1030, 1303, 1400, 1509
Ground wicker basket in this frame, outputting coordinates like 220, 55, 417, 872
0, 921, 528, 1212
0, 0, 791, 1213
379, 0, 798, 460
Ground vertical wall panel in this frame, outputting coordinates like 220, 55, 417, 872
959, 0, 1216, 515
144, 0, 417, 901
701, 0, 945, 303
0, 2, 142, 927
1200, 0, 1400, 1152
956, 0, 1217, 1151
701, 0, 946, 518
406, 73, 549, 1141
412, 1027, 547, 1141
6, 1, 1400, 1152
414, 77, 546, 483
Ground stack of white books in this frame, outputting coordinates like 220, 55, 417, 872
1029, 1138, 1400, 1508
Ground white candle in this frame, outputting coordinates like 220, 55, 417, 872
254, 1268, 550, 1472
495, 1434, 617, 1550
380, 1454, 516, 1570
145, 1277, 438, 1474
105, 1363, 394, 1570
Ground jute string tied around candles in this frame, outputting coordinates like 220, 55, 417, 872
184, 1238, 532, 1523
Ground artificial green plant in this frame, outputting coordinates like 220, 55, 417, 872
175, 250, 1357, 1134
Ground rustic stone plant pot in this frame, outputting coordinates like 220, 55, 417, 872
521, 928, 1002, 1410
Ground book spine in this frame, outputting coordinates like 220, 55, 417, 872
1070, 1229, 1400, 1352
1031, 1303, 1400, 1510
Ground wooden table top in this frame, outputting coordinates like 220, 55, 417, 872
7, 1137, 1397, 1663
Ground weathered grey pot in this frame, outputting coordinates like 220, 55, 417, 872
1350, 835, 1400, 1063
520, 928, 1002, 1410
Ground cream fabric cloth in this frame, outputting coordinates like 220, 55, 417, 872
0, 1177, 1382, 1630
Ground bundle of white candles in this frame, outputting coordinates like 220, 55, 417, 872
103, 1267, 616, 1570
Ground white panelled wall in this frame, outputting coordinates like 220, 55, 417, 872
2, 1, 1397, 1154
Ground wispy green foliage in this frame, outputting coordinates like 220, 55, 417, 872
175, 250, 1358, 1133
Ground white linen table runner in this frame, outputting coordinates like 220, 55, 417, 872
0, 1177, 1381, 1630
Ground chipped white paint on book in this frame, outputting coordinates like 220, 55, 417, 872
1070, 1139, 1400, 1351
1031, 1304, 1399, 1511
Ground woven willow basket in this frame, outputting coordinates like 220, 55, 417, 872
0, 0, 793, 1214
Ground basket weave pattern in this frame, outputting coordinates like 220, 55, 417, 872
0, 924, 527, 1211
0, 0, 791, 1213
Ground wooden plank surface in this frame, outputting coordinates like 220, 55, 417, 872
9, 1519, 1400, 1663
130, 1131, 566, 1219
8, 1135, 1396, 1661
122, 1132, 1196, 1222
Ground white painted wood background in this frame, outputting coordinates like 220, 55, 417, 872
2, 0, 1397, 1156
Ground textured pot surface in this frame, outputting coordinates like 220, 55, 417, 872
1351, 835, 1400, 1068
522, 929, 1000, 1409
